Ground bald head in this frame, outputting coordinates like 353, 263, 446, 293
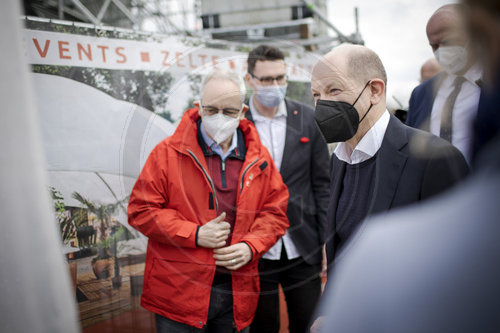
311, 44, 388, 144
426, 4, 467, 52
420, 58, 442, 82
312, 44, 387, 97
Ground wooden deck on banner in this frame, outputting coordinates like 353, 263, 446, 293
77, 261, 145, 328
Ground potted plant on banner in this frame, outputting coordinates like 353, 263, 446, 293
72, 192, 128, 282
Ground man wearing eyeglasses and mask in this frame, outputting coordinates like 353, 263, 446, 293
245, 45, 330, 333
310, 44, 469, 331
128, 69, 289, 333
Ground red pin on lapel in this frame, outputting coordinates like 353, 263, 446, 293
293, 110, 298, 115
300, 137, 309, 143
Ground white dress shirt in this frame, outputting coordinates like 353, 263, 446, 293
430, 64, 482, 163
334, 110, 390, 165
249, 96, 300, 260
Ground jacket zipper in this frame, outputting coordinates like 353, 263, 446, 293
221, 159, 226, 188
186, 149, 219, 212
240, 158, 259, 194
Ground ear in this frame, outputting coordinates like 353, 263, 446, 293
239, 104, 249, 119
245, 73, 255, 88
193, 100, 202, 116
368, 79, 385, 105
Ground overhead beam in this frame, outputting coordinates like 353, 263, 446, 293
69, 0, 100, 25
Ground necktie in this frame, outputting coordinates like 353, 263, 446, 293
440, 76, 466, 142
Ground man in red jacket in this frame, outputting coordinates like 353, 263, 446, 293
128, 69, 289, 333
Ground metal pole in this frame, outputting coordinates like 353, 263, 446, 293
302, 0, 349, 43
58, 0, 64, 19
70, 0, 100, 25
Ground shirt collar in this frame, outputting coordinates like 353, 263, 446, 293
447, 63, 483, 86
334, 110, 391, 165
249, 95, 287, 121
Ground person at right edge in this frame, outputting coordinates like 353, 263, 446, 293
406, 4, 483, 164
310, 0, 500, 330
309, 44, 470, 332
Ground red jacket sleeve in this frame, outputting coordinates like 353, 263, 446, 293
240, 154, 289, 259
128, 145, 198, 248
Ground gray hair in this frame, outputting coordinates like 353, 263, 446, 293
200, 69, 247, 103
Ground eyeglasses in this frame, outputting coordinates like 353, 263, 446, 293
201, 105, 242, 118
250, 73, 287, 85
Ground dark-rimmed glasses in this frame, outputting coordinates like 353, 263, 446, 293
201, 105, 241, 118
250, 73, 287, 85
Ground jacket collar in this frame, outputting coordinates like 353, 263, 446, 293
369, 114, 409, 214
196, 119, 246, 160
246, 98, 301, 177
170, 108, 262, 162
329, 114, 409, 224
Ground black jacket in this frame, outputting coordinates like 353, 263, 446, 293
326, 114, 469, 264
246, 99, 330, 265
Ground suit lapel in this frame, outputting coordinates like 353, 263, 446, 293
369, 115, 409, 214
280, 100, 301, 177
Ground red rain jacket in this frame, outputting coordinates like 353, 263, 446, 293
128, 108, 289, 330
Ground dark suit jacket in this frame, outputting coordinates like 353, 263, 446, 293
406, 73, 446, 130
246, 99, 330, 265
326, 114, 469, 264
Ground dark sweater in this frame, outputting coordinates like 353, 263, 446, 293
335, 155, 377, 253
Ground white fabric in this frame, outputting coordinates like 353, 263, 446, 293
249, 95, 287, 170
334, 110, 390, 165
1, 2, 79, 330
200, 121, 238, 161
430, 64, 482, 163
33, 73, 174, 235
249, 96, 300, 260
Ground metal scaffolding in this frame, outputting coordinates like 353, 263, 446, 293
23, 0, 363, 51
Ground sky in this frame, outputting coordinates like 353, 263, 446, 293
152, 0, 459, 118
327, 0, 457, 107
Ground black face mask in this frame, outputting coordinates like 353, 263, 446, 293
314, 81, 373, 143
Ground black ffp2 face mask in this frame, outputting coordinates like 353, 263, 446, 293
314, 81, 373, 143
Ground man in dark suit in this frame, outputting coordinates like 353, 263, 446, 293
245, 45, 330, 333
406, 4, 482, 164
310, 44, 469, 332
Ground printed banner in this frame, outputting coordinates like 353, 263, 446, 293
24, 18, 316, 332
25, 29, 316, 80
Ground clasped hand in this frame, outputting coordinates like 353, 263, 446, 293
197, 212, 252, 270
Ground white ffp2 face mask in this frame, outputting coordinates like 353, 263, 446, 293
434, 45, 469, 75
202, 113, 240, 145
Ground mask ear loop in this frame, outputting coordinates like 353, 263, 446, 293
352, 81, 374, 124
352, 80, 371, 106
359, 104, 374, 124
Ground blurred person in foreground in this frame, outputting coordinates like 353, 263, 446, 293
463, 0, 500, 163
309, 44, 469, 332
406, 4, 483, 163
311, 2, 500, 330
128, 69, 289, 332
245, 45, 330, 333
420, 58, 442, 82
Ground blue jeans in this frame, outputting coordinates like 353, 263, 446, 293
155, 279, 248, 333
